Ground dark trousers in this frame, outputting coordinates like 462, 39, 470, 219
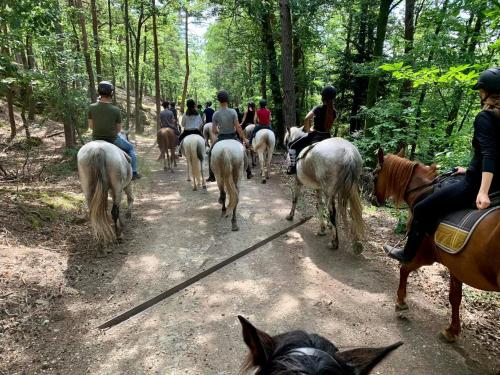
208, 133, 250, 179
179, 128, 201, 143
289, 131, 330, 156
249, 125, 272, 143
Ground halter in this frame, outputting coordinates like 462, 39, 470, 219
287, 347, 341, 367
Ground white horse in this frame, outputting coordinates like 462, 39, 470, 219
211, 139, 245, 231
285, 127, 365, 252
77, 141, 133, 254
244, 124, 257, 167
181, 134, 206, 191
202, 122, 214, 149
252, 128, 276, 184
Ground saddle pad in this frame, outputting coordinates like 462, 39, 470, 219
435, 206, 500, 254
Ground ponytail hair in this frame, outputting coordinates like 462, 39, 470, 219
321, 86, 337, 129
483, 92, 500, 118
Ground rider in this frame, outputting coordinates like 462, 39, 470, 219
286, 86, 337, 175
206, 90, 252, 182
249, 99, 272, 145
88, 81, 141, 180
197, 104, 205, 121
384, 67, 500, 263
169, 102, 178, 126
203, 101, 215, 124
160, 101, 180, 137
178, 99, 203, 156
240, 101, 256, 130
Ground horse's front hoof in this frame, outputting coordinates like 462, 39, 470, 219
329, 240, 339, 250
164, 167, 168, 171
193, 186, 197, 191
395, 302, 409, 311
232, 224, 239, 231
261, 179, 266, 184
202, 185, 207, 192
440, 328, 458, 343
352, 241, 363, 254
286, 214, 294, 221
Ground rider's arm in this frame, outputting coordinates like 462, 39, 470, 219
253, 112, 258, 124
474, 112, 497, 209
212, 119, 218, 136
240, 111, 247, 126
234, 116, 247, 144
303, 110, 315, 132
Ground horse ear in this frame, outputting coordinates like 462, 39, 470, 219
335, 342, 402, 375
429, 163, 437, 172
396, 148, 405, 157
238, 315, 274, 367
377, 148, 384, 166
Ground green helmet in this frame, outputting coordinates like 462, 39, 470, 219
473, 67, 500, 93
97, 81, 114, 96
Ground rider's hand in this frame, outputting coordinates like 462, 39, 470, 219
243, 139, 249, 147
452, 167, 467, 175
476, 191, 491, 210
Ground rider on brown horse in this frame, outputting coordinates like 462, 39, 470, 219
385, 67, 500, 262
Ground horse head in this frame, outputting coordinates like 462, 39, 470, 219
238, 315, 402, 375
285, 126, 306, 148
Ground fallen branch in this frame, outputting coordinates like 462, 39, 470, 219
44, 131, 65, 139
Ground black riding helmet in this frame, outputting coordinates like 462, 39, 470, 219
473, 67, 500, 93
97, 81, 114, 96
217, 90, 229, 103
321, 86, 337, 101
259, 99, 267, 108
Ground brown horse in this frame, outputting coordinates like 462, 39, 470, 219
373, 149, 500, 342
157, 127, 177, 172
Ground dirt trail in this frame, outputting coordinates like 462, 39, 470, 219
1, 134, 499, 374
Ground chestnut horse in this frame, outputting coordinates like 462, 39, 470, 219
157, 127, 177, 172
373, 149, 500, 342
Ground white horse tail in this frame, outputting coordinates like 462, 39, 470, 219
88, 148, 114, 244
335, 149, 365, 241
187, 139, 202, 182
221, 148, 238, 213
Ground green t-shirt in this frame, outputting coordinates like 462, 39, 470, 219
88, 101, 121, 142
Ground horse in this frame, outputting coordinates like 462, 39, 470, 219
202, 122, 215, 149
244, 124, 257, 167
157, 127, 177, 172
238, 315, 402, 374
211, 139, 244, 231
77, 141, 133, 254
285, 127, 365, 252
252, 128, 276, 184
372, 149, 500, 342
180, 134, 206, 191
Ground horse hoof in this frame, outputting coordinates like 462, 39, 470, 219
232, 224, 239, 231
440, 329, 458, 343
164, 167, 168, 171
218, 198, 224, 204
202, 185, 207, 192
193, 187, 197, 191
261, 179, 266, 184
395, 302, 409, 311
329, 240, 339, 250
353, 241, 363, 254
286, 214, 294, 221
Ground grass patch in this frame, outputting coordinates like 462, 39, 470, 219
464, 288, 500, 307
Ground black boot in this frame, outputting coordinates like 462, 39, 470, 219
246, 167, 253, 179
286, 149, 297, 175
383, 223, 424, 263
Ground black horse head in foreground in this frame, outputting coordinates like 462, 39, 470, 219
238, 316, 402, 374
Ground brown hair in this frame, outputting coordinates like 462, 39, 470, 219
483, 93, 500, 118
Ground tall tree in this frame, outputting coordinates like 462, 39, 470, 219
90, 0, 102, 81
180, 7, 189, 113
124, 0, 131, 130
107, 0, 117, 104
152, 0, 161, 130
280, 0, 296, 130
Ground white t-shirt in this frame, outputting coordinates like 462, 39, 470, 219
181, 114, 203, 130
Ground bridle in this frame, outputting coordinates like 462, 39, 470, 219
286, 347, 341, 368
404, 168, 458, 199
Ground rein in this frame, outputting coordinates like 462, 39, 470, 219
404, 168, 458, 198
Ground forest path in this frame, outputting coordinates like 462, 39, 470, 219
3, 134, 498, 374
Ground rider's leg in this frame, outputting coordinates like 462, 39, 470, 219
384, 180, 477, 262
114, 135, 139, 178
286, 135, 309, 175
206, 139, 218, 182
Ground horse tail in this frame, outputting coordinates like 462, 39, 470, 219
188, 139, 202, 182
334, 148, 365, 240
196, 138, 204, 162
222, 149, 238, 213
87, 148, 114, 244
157, 130, 165, 160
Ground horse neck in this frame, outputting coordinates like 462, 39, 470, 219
405, 164, 436, 208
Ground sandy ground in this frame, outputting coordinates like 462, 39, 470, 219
1, 130, 499, 374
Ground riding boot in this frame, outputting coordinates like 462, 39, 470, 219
383, 221, 424, 263
286, 149, 297, 175
246, 166, 253, 179
206, 154, 216, 182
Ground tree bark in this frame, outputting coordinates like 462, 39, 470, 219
180, 8, 189, 114
152, 0, 161, 130
260, 53, 267, 99
26, 34, 36, 122
280, 0, 296, 130
124, 0, 131, 130
107, 0, 117, 104
90, 0, 102, 81
133, 3, 145, 134
75, 0, 97, 102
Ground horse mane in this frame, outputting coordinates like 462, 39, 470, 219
382, 154, 417, 206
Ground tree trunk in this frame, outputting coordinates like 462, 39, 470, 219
280, 0, 296, 130
6, 88, 16, 140
124, 0, 131, 129
134, 4, 145, 134
90, 0, 102, 81
152, 0, 161, 130
139, 28, 147, 111
108, 0, 117, 104
260, 53, 267, 99
364, 0, 393, 131
180, 8, 189, 114
75, 0, 97, 102
26, 34, 36, 121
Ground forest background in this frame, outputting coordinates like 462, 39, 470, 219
1, 0, 499, 170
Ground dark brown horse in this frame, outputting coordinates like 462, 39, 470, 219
373, 149, 500, 342
157, 127, 177, 172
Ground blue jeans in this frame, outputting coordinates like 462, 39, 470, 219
113, 134, 138, 174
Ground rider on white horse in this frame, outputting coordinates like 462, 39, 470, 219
248, 99, 273, 145
207, 90, 252, 182
286, 86, 337, 175
88, 81, 141, 180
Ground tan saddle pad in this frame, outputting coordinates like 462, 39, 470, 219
435, 205, 500, 254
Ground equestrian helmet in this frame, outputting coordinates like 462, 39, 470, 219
473, 67, 500, 93
321, 86, 337, 101
259, 99, 267, 108
97, 81, 114, 96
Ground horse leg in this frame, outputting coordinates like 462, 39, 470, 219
286, 179, 302, 221
186, 155, 191, 182
217, 179, 226, 213
124, 183, 133, 219
265, 148, 272, 180
200, 160, 206, 190
328, 197, 339, 250
441, 275, 463, 343
258, 149, 266, 184
396, 265, 414, 311
316, 191, 327, 236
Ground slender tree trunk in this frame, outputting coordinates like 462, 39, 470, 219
90, 0, 102, 81
152, 0, 161, 130
26, 34, 36, 121
108, 0, 117, 104
139, 28, 147, 111
134, 5, 145, 134
6, 88, 16, 140
364, 0, 393, 131
75, 0, 97, 102
124, 0, 131, 130
280, 0, 296, 130
260, 53, 267, 99
180, 8, 189, 114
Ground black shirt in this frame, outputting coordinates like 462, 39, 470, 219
204, 107, 215, 123
313, 105, 337, 133
466, 110, 500, 191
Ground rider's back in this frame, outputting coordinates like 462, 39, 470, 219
89, 102, 120, 142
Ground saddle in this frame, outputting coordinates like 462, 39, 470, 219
435, 192, 500, 254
